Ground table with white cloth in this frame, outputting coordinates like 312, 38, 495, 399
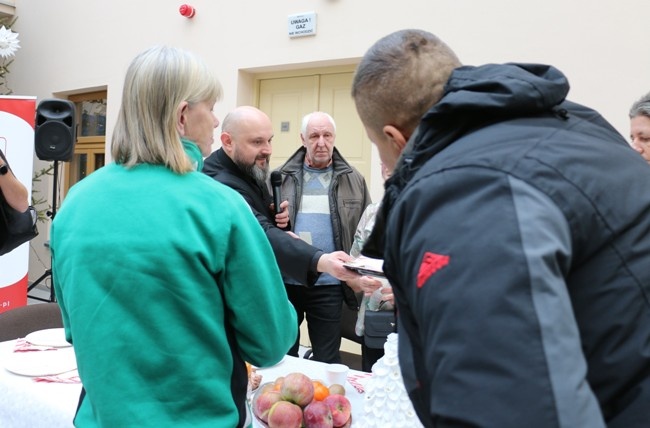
0, 338, 370, 428
0, 339, 81, 428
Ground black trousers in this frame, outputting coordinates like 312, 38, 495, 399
361, 344, 385, 372
285, 284, 343, 364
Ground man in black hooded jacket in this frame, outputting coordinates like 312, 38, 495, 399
351, 29, 650, 427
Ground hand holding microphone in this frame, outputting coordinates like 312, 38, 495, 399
274, 201, 290, 229
271, 171, 283, 215
270, 171, 289, 229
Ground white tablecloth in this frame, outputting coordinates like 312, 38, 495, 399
0, 340, 81, 428
0, 340, 368, 428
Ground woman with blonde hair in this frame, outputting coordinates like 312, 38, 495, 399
51, 46, 297, 427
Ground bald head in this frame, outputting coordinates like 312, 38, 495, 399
352, 29, 461, 141
220, 106, 274, 184
222, 106, 271, 138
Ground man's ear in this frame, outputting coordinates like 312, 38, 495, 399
176, 101, 189, 136
382, 125, 408, 153
221, 132, 233, 153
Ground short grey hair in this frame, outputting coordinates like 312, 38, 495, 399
300, 111, 336, 138
630, 92, 650, 119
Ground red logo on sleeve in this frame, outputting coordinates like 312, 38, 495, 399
417, 252, 450, 288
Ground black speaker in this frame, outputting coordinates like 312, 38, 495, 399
35, 99, 77, 161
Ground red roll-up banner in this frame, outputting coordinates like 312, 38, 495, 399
0, 95, 37, 313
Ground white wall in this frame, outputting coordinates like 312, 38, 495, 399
8, 0, 650, 279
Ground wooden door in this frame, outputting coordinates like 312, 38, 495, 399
258, 75, 319, 171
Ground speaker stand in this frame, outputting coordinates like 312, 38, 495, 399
27, 160, 60, 303
26, 268, 54, 303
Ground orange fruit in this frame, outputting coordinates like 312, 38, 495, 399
312, 380, 330, 401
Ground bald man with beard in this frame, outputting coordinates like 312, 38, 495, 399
203, 106, 359, 306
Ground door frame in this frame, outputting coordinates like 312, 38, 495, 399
249, 64, 384, 203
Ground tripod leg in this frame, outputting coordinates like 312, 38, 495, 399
27, 161, 59, 303
27, 269, 54, 303
49, 277, 56, 302
27, 269, 52, 291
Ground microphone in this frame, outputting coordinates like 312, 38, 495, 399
270, 171, 283, 215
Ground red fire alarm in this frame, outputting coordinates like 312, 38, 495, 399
179, 4, 196, 18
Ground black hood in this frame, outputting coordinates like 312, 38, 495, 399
362, 63, 570, 258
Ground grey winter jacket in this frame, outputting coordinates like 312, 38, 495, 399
277, 146, 371, 308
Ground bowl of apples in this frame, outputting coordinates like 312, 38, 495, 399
251, 372, 352, 428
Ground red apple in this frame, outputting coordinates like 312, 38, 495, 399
323, 394, 351, 427
267, 400, 303, 428
252, 388, 282, 423
336, 415, 352, 428
303, 400, 334, 428
280, 372, 315, 407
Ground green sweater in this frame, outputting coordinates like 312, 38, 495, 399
51, 158, 297, 427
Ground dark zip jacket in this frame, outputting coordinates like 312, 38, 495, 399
203, 148, 322, 286
365, 63, 650, 427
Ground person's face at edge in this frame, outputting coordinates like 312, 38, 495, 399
302, 114, 335, 169
630, 115, 650, 164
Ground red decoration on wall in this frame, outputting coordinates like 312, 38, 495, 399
179, 4, 196, 18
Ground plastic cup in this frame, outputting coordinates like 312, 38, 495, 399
325, 363, 349, 385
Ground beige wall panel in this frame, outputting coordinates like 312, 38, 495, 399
319, 73, 371, 182
8, 0, 650, 284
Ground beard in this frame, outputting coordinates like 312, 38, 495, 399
234, 153, 270, 188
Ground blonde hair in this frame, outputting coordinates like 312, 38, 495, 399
111, 46, 223, 173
